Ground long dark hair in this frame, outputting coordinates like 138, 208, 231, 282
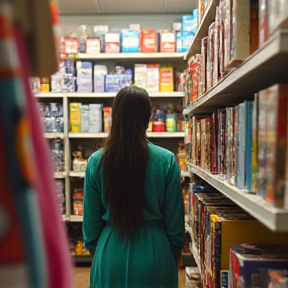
102, 86, 152, 237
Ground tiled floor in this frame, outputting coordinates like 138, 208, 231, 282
73, 266, 194, 288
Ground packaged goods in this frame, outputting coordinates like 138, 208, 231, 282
78, 25, 87, 53
217, 109, 226, 179
80, 105, 89, 133
257, 89, 267, 198
105, 32, 120, 53
70, 103, 81, 132
130, 24, 140, 30
89, 104, 103, 133
182, 15, 194, 32
251, 94, 259, 193
181, 31, 194, 52
199, 0, 205, 24
121, 30, 140, 53
160, 30, 176, 52
93, 25, 109, 53
218, 0, 225, 78
64, 38, 78, 54
265, 84, 288, 208
211, 111, 218, 174
94, 65, 107, 93
86, 37, 101, 54
213, 6, 220, 86
103, 107, 112, 133
230, 244, 288, 288
134, 64, 147, 89
259, 0, 268, 47
223, 0, 232, 71
160, 66, 174, 92
50, 139, 65, 172
269, 270, 288, 288
201, 37, 208, 95
250, 0, 259, 55
146, 64, 159, 92
166, 113, 177, 132
226, 107, 235, 185
206, 22, 215, 91
176, 32, 182, 52
140, 29, 157, 53
76, 61, 93, 92
268, 0, 288, 36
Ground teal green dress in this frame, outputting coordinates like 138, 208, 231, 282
83, 142, 185, 288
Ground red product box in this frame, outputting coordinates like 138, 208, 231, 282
86, 37, 101, 54
105, 33, 120, 53
140, 29, 157, 52
160, 30, 176, 52
64, 38, 79, 54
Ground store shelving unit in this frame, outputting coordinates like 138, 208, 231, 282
35, 50, 186, 222
184, 0, 218, 62
187, 163, 288, 232
183, 29, 288, 116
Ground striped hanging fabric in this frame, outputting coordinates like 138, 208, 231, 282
0, 2, 73, 287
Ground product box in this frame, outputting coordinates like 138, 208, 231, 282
213, 6, 220, 86
121, 30, 140, 53
89, 104, 103, 133
182, 14, 198, 32
259, 0, 268, 47
226, 0, 251, 69
217, 109, 226, 179
226, 107, 235, 185
94, 25, 109, 53
134, 64, 147, 89
94, 65, 107, 93
130, 24, 140, 30
211, 111, 218, 174
250, 0, 259, 55
146, 64, 159, 92
105, 33, 120, 53
269, 270, 288, 288
265, 84, 288, 208
140, 29, 158, 53
232, 106, 239, 184
251, 94, 259, 193
257, 89, 267, 198
160, 30, 176, 52
181, 31, 194, 52
86, 37, 101, 54
160, 66, 174, 92
268, 0, 288, 36
201, 37, 208, 95
80, 105, 89, 133
64, 38, 79, 54
223, 0, 232, 72
206, 22, 215, 91
104, 74, 132, 92
176, 32, 182, 52
218, 0, 225, 78
76, 61, 93, 92
173, 22, 182, 31
70, 103, 81, 132
103, 107, 112, 133
230, 244, 288, 288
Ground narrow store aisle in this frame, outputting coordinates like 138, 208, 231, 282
73, 267, 192, 288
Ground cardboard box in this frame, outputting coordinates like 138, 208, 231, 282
121, 30, 140, 53
105, 33, 120, 53
146, 64, 159, 92
230, 244, 288, 288
259, 0, 268, 47
176, 32, 182, 52
94, 65, 107, 93
134, 64, 147, 89
76, 61, 93, 92
181, 31, 194, 52
80, 105, 89, 133
70, 103, 81, 132
160, 30, 176, 52
159, 66, 174, 92
89, 104, 103, 133
140, 29, 157, 53
86, 38, 101, 54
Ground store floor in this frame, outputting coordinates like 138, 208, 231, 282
73, 267, 192, 288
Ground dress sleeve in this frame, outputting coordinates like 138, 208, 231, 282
163, 154, 185, 260
83, 155, 106, 254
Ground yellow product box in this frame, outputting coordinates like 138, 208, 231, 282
70, 103, 81, 132
160, 66, 174, 92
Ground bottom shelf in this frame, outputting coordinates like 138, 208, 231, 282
73, 255, 93, 264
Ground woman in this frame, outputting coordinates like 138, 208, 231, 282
83, 86, 184, 288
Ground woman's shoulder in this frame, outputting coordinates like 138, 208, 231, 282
148, 142, 174, 159
88, 148, 104, 165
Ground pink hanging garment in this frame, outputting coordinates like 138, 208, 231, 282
14, 28, 73, 288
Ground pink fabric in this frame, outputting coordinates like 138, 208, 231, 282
15, 28, 73, 288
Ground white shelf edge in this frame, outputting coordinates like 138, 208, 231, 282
187, 162, 288, 231
70, 171, 85, 178
147, 132, 185, 138
183, 29, 288, 116
70, 215, 83, 222
69, 132, 184, 138
44, 133, 64, 139
54, 172, 66, 179
181, 170, 191, 177
76, 52, 186, 60
67, 92, 184, 98
35, 93, 65, 98
69, 132, 108, 138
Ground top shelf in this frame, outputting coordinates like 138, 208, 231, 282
74, 52, 186, 62
184, 29, 288, 116
184, 0, 218, 62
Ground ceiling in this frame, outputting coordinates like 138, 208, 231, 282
58, 0, 198, 15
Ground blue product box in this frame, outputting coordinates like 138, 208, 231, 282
105, 75, 122, 92
181, 31, 194, 52
76, 61, 93, 92
182, 15, 194, 32
176, 32, 182, 52
121, 30, 140, 53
